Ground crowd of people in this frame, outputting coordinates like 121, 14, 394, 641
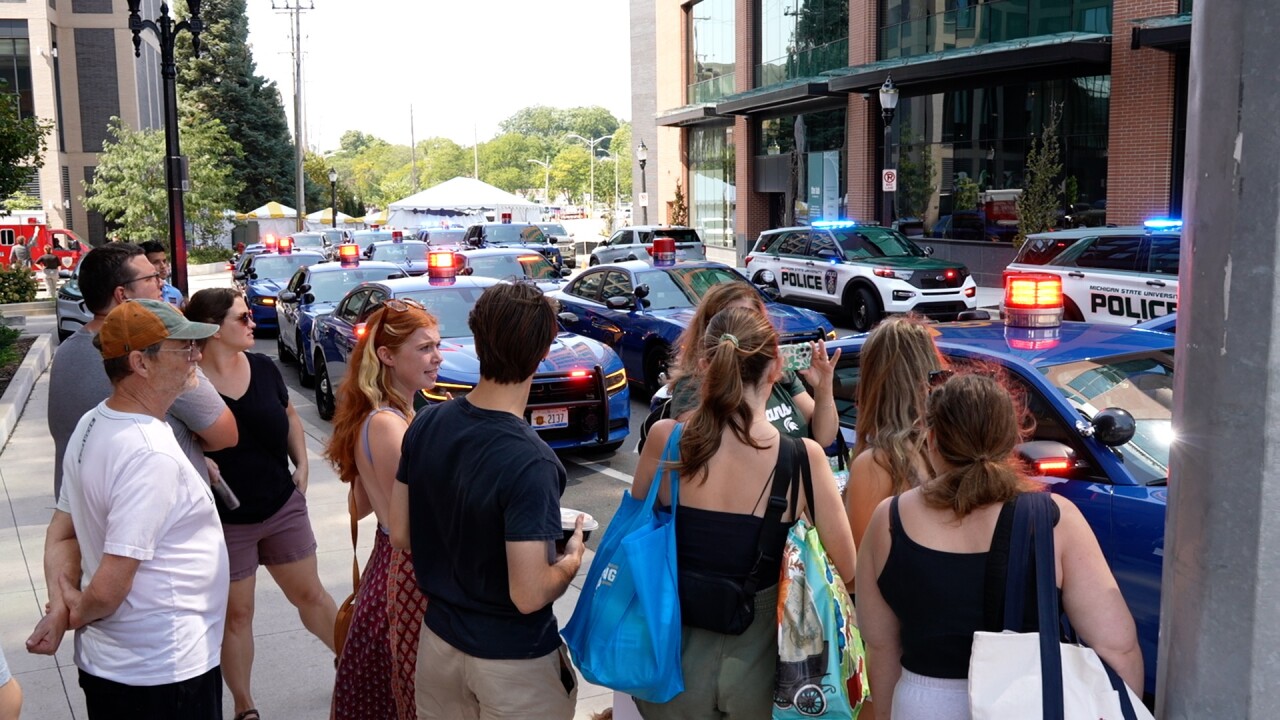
11, 241, 1143, 720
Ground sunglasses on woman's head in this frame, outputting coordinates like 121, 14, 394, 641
928, 369, 955, 387
382, 298, 425, 313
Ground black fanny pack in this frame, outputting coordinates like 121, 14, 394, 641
678, 436, 802, 636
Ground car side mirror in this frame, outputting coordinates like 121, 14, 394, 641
634, 283, 650, 299
1016, 440, 1080, 478
558, 311, 579, 325
1090, 407, 1136, 447
302, 293, 316, 304
248, 271, 259, 280
605, 295, 632, 311
956, 309, 992, 321
296, 284, 311, 294
559, 267, 572, 277
277, 291, 297, 303
759, 286, 781, 302
232, 271, 246, 281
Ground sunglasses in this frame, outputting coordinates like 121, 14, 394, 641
382, 298, 425, 313
229, 311, 253, 326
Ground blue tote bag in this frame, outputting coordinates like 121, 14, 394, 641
563, 424, 684, 703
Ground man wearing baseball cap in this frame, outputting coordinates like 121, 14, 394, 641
53, 299, 230, 718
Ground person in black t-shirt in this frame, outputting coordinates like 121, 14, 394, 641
187, 288, 339, 720
391, 281, 586, 720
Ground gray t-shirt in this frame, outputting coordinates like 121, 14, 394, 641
49, 328, 227, 499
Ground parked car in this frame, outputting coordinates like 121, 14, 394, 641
549, 260, 834, 395
310, 275, 631, 454
461, 222, 566, 270
589, 225, 706, 266
232, 249, 326, 331
288, 231, 337, 261
451, 247, 571, 291
366, 240, 431, 276
55, 254, 91, 341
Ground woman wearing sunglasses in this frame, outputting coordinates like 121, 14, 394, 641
325, 298, 441, 719
186, 288, 339, 720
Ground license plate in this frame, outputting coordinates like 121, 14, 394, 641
530, 407, 569, 429
675, 249, 687, 258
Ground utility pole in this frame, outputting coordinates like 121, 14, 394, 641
273, 0, 312, 231
410, 105, 418, 192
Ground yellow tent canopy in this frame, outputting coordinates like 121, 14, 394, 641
235, 201, 298, 221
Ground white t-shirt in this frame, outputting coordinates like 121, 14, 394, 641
62, 402, 230, 686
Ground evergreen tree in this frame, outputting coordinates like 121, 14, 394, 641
175, 0, 297, 212
670, 179, 689, 226
1015, 103, 1064, 247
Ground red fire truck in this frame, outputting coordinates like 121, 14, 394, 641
0, 210, 85, 271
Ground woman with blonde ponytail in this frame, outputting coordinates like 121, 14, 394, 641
855, 373, 1142, 719
632, 307, 857, 720
324, 301, 442, 719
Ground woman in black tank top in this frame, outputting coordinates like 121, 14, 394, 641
631, 307, 858, 720
854, 374, 1142, 720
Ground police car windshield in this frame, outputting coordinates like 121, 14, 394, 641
291, 234, 324, 248
426, 229, 465, 246
253, 255, 316, 280
354, 231, 394, 249
1039, 350, 1174, 485
537, 224, 568, 236
487, 225, 548, 244
629, 266, 752, 311
398, 287, 486, 338
371, 243, 426, 264
308, 268, 403, 303
469, 254, 559, 281
834, 229, 925, 260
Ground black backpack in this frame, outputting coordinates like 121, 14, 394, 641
635, 396, 673, 454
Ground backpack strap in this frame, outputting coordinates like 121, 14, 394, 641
740, 436, 797, 598
982, 499, 1018, 631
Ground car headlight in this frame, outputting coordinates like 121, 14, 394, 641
422, 381, 473, 402
605, 368, 627, 395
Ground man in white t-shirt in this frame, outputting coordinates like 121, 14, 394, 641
53, 299, 229, 718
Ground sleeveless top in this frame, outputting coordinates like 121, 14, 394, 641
877, 495, 1059, 679
361, 407, 407, 534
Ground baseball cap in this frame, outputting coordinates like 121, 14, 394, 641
99, 298, 219, 359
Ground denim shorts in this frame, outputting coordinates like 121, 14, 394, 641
221, 490, 317, 581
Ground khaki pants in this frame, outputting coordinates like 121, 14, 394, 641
43, 268, 58, 296
415, 623, 577, 720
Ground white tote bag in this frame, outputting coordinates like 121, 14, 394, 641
970, 631, 1152, 720
969, 493, 1152, 720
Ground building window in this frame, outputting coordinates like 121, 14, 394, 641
757, 108, 846, 223
689, 0, 735, 104
880, 0, 1111, 59
758, 0, 848, 87
689, 126, 736, 249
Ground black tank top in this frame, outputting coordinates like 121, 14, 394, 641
877, 495, 1059, 679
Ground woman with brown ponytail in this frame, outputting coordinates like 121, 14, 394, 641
854, 373, 1142, 719
632, 307, 857, 720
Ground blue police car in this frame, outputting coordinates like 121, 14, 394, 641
549, 260, 836, 394
452, 247, 571, 291
310, 275, 632, 454
365, 239, 430, 276
828, 275, 1174, 696
232, 247, 326, 331
275, 259, 407, 387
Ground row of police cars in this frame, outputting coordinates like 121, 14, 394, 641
233, 216, 1176, 699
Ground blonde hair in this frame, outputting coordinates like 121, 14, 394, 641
854, 316, 945, 494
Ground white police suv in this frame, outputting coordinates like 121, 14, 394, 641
744, 221, 978, 332
1004, 219, 1180, 325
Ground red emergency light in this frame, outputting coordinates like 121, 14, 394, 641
428, 251, 457, 281
569, 370, 589, 379
338, 243, 360, 268
278, 236, 293, 254
1002, 273, 1063, 328
263, 234, 278, 252
392, 230, 404, 243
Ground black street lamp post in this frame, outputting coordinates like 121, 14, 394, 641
328, 168, 338, 230
637, 140, 648, 225
879, 75, 899, 228
127, 0, 203, 297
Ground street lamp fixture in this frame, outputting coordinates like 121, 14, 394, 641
328, 168, 338, 229
566, 133, 613, 217
126, 0, 204, 297
879, 75, 899, 228
636, 140, 648, 225
527, 157, 551, 205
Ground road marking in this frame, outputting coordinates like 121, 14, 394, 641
567, 458, 634, 485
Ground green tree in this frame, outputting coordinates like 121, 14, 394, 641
0, 94, 50, 201
498, 106, 565, 138
953, 177, 980, 212
84, 114, 244, 244
550, 145, 591, 203
670, 179, 689, 226
2, 192, 41, 212
895, 126, 935, 220
478, 133, 542, 193
1015, 103, 1064, 246
414, 137, 470, 188
176, 0, 296, 212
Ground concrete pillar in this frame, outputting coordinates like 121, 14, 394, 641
845, 0, 879, 221
1158, 0, 1280, 716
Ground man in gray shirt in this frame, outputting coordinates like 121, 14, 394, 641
28, 244, 238, 657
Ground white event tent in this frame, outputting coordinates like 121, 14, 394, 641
236, 201, 298, 240
387, 177, 541, 228
304, 207, 360, 231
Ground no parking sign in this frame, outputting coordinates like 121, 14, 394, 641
882, 169, 898, 191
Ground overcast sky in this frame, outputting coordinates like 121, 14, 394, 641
243, 0, 634, 153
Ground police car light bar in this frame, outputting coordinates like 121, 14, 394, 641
278, 236, 293, 254
338, 243, 360, 268
1002, 273, 1063, 328
427, 251, 457, 280
811, 220, 858, 229
262, 234, 278, 251
1143, 218, 1183, 231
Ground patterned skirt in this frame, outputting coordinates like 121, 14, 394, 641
332, 529, 396, 719
388, 546, 428, 720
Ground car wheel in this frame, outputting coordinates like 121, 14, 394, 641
1063, 296, 1084, 322
298, 333, 315, 388
589, 256, 600, 267
315, 355, 335, 421
753, 271, 779, 291
643, 344, 670, 397
276, 332, 292, 364
847, 285, 882, 333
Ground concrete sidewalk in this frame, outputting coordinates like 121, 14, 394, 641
0, 336, 613, 719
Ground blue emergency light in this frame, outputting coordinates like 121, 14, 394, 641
1142, 218, 1183, 231
811, 220, 859, 229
